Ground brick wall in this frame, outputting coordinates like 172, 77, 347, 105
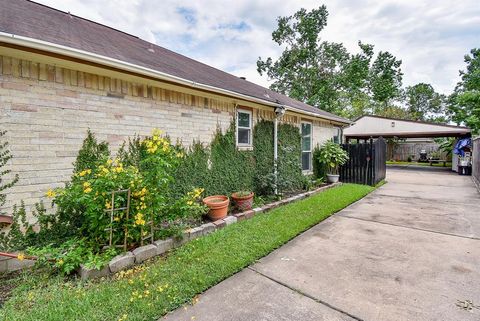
0, 54, 337, 224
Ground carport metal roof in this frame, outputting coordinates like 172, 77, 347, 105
343, 115, 471, 139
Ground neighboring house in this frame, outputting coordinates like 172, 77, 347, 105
0, 1, 350, 217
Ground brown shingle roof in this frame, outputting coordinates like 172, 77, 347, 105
0, 0, 350, 123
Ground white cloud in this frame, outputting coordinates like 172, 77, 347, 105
35, 0, 480, 94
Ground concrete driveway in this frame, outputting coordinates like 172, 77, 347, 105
164, 167, 480, 321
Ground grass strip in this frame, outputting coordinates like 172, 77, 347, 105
1, 183, 374, 321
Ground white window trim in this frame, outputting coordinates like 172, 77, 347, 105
236, 108, 253, 148
301, 121, 313, 172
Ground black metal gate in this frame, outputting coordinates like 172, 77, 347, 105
340, 138, 386, 186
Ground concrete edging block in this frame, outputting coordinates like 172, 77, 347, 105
108, 251, 135, 273
78, 264, 110, 281
154, 238, 174, 255
133, 244, 158, 263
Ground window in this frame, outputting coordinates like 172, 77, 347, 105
301, 122, 312, 171
236, 109, 252, 146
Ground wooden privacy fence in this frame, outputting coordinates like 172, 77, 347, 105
473, 137, 480, 190
340, 138, 387, 186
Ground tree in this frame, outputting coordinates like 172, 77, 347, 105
0, 130, 19, 215
448, 48, 480, 133
257, 6, 404, 119
369, 51, 403, 110
405, 83, 446, 122
339, 42, 375, 118
257, 6, 350, 114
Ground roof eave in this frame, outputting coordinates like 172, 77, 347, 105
0, 32, 350, 125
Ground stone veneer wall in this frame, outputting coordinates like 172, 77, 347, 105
0, 54, 337, 223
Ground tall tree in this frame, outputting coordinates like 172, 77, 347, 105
257, 6, 404, 119
257, 6, 350, 114
405, 83, 446, 122
339, 41, 375, 118
369, 51, 403, 110
448, 48, 480, 133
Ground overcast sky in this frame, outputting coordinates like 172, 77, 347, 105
36, 0, 480, 95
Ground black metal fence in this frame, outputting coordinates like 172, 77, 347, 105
340, 138, 387, 186
473, 137, 480, 190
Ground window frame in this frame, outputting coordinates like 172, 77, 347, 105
301, 121, 313, 172
236, 108, 253, 148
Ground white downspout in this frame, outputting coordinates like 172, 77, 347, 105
274, 118, 278, 195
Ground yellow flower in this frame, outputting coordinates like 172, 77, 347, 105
107, 159, 113, 165
113, 217, 120, 222
106, 201, 112, 209
152, 128, 163, 136
46, 189, 56, 198
17, 253, 25, 261
57, 259, 64, 266
84, 187, 92, 194
187, 200, 193, 206
83, 182, 91, 188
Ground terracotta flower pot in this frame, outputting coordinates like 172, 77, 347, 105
203, 195, 230, 220
0, 215, 13, 226
231, 192, 254, 211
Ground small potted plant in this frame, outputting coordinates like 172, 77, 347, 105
318, 140, 349, 183
203, 195, 230, 220
231, 191, 254, 211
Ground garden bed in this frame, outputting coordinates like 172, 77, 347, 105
79, 182, 339, 280
0, 183, 376, 321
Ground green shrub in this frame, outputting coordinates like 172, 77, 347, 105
0, 130, 19, 215
208, 125, 255, 195
277, 123, 307, 194
50, 129, 205, 251
72, 129, 109, 174
253, 120, 275, 195
313, 144, 327, 180
117, 134, 143, 168
317, 140, 349, 175
170, 141, 210, 199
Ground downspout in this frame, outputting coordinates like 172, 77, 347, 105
274, 105, 286, 195
274, 118, 278, 195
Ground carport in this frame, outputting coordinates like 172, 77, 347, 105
343, 115, 471, 141
343, 115, 471, 171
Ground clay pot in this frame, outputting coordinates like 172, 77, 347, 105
0, 215, 13, 227
231, 192, 254, 211
203, 195, 230, 220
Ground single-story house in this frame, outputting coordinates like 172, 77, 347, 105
0, 0, 350, 221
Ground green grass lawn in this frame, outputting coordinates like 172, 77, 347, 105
387, 160, 452, 167
1, 184, 375, 321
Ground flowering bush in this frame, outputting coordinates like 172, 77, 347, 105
44, 129, 206, 253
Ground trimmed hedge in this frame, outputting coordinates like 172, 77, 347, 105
172, 120, 307, 198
